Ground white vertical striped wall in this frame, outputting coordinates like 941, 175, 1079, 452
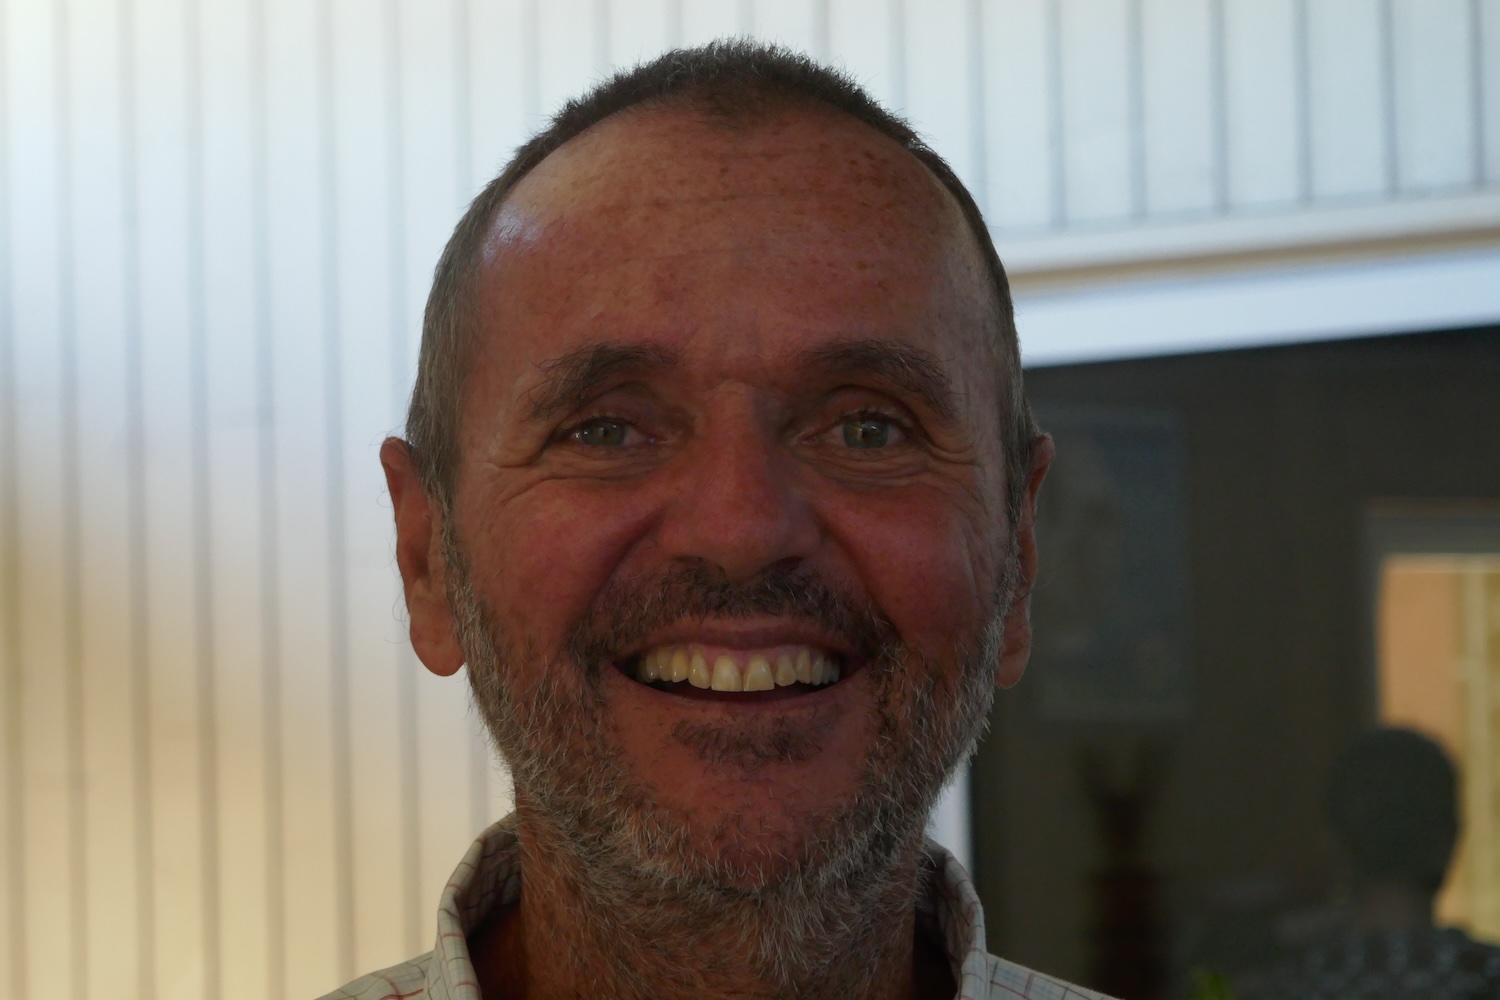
2, 2, 1497, 998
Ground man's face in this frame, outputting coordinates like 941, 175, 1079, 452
395, 104, 1046, 892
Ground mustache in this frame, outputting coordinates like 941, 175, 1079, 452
566, 561, 901, 676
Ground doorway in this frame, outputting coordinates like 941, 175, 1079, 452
1370, 510, 1500, 942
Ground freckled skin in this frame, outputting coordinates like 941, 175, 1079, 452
384, 102, 1053, 999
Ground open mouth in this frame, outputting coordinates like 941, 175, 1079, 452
617, 643, 850, 697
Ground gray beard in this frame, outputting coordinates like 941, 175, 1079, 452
447, 525, 1013, 998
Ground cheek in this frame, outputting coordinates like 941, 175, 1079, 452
472, 481, 660, 644
821, 486, 999, 656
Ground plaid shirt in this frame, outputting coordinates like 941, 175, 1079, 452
319, 815, 1112, 1000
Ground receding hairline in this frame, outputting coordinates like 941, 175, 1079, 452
470, 93, 1005, 354
501, 95, 982, 256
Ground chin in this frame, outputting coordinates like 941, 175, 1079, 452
705, 812, 829, 884
629, 788, 886, 898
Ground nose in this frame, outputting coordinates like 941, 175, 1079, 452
654, 410, 820, 584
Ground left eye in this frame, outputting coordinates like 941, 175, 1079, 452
570, 418, 634, 447
841, 414, 900, 449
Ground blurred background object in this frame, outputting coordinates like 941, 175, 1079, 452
974, 331, 1500, 999
1232, 728, 1500, 1000
1376, 548, 1500, 941
2, 1, 1498, 997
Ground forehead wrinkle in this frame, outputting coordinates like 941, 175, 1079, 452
523, 341, 682, 423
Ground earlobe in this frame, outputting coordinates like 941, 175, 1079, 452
381, 437, 466, 678
996, 432, 1055, 690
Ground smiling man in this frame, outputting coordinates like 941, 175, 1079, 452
323, 40, 1105, 1000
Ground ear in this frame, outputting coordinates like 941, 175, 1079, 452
996, 433, 1055, 690
382, 437, 466, 677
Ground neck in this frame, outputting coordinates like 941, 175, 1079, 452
471, 808, 947, 1000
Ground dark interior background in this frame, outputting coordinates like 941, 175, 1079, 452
970, 326, 1500, 997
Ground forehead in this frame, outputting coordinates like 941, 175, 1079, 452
469, 101, 996, 405
500, 101, 964, 248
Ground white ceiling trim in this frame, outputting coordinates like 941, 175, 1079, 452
1016, 243, 1500, 367
996, 190, 1500, 279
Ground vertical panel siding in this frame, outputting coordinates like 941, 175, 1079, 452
0, 5, 17, 995
245, 0, 289, 989
121, 0, 160, 992
12, 4, 74, 1000
0, 0, 13, 993
680, 0, 740, 48
536, 0, 601, 118
905, 0, 981, 200
1223, 0, 1302, 207
3, 3, 1498, 998
982, 0, 1054, 231
827, 0, 900, 114
1483, 0, 1500, 182
184, 0, 225, 989
1140, 0, 1216, 216
1393, 0, 1477, 192
56, 3, 91, 995
261, 0, 340, 992
607, 0, 673, 67
201, 1, 273, 994
750, 0, 822, 53
315, 0, 357, 979
1057, 0, 1134, 223
71, 0, 144, 993
330, 0, 408, 977
467, 0, 529, 188
1306, 0, 1387, 200
136, 2, 214, 996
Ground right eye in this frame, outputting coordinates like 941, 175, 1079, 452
567, 417, 636, 448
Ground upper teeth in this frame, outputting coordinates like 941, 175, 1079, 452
635, 644, 841, 692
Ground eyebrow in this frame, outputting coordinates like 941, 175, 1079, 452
796, 339, 961, 421
524, 342, 681, 423
522, 337, 962, 424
